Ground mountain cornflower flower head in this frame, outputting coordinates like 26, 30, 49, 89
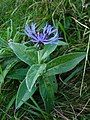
25, 23, 62, 45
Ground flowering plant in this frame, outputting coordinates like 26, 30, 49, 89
8, 23, 85, 113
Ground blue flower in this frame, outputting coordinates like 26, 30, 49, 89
25, 23, 61, 45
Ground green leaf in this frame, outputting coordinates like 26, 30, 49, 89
57, 40, 68, 46
39, 76, 55, 113
0, 48, 12, 58
3, 60, 18, 77
45, 52, 85, 76
0, 37, 8, 48
0, 75, 4, 92
39, 44, 57, 61
49, 75, 58, 93
7, 68, 28, 80
26, 64, 46, 92
0, 59, 18, 91
9, 42, 38, 66
38, 41, 68, 62
16, 79, 37, 109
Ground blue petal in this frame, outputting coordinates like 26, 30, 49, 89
31, 23, 36, 34
25, 25, 39, 41
43, 23, 48, 33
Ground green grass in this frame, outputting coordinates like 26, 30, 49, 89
0, 0, 90, 119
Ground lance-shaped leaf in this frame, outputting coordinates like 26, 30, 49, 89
39, 41, 68, 62
16, 79, 37, 109
7, 68, 28, 80
0, 59, 18, 90
39, 76, 55, 113
9, 42, 38, 66
39, 44, 57, 61
57, 40, 68, 46
45, 52, 85, 76
26, 64, 46, 92
0, 37, 8, 48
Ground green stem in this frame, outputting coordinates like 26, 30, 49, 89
38, 50, 41, 64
